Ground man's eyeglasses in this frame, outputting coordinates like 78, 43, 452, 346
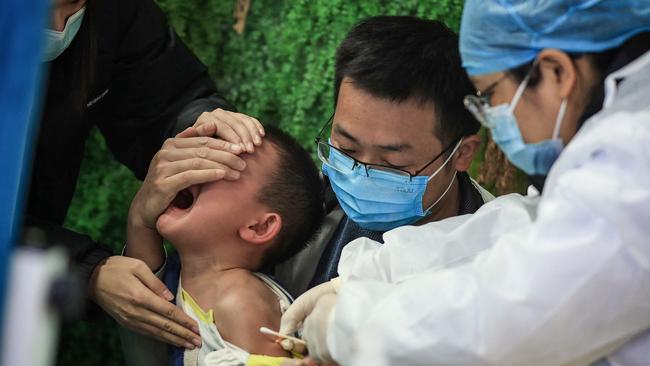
314, 114, 461, 181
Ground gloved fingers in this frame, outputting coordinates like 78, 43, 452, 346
280, 298, 311, 336
279, 339, 293, 351
280, 283, 335, 336
329, 277, 342, 292
301, 294, 338, 362
279, 338, 306, 354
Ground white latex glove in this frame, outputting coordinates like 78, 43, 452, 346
302, 293, 337, 362
279, 278, 341, 353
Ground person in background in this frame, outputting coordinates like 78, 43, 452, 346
274, 16, 493, 298
26, 0, 264, 349
279, 1, 650, 365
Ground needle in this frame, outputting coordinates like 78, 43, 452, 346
259, 326, 307, 346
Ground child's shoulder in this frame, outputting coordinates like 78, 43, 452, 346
211, 270, 287, 356
215, 270, 279, 312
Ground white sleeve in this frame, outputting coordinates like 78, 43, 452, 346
329, 149, 650, 366
338, 193, 539, 284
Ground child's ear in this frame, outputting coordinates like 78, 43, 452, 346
238, 213, 282, 245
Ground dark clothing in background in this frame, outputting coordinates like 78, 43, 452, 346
24, 0, 233, 297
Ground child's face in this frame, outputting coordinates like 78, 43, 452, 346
156, 142, 280, 250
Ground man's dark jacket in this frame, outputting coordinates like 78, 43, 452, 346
24, 0, 233, 297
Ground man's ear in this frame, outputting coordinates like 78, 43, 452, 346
453, 134, 481, 172
238, 213, 282, 245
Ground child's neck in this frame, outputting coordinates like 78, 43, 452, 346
176, 245, 262, 307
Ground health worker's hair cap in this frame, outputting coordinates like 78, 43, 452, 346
460, 0, 650, 76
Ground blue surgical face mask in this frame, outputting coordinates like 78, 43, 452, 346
43, 7, 85, 62
323, 140, 461, 231
483, 69, 567, 176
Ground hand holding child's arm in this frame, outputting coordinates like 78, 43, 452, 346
88, 256, 202, 349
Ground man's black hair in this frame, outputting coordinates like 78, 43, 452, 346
334, 16, 479, 146
257, 125, 325, 265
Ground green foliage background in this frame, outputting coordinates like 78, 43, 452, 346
59, 1, 470, 365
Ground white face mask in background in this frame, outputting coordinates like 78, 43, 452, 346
43, 6, 85, 62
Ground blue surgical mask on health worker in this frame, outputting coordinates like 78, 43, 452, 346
482, 68, 567, 176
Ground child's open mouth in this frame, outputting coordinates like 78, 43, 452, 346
171, 186, 199, 210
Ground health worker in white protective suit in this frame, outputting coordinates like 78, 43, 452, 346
278, 1, 650, 365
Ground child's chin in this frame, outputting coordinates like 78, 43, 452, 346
156, 214, 178, 240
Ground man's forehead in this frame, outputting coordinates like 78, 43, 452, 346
333, 81, 442, 149
332, 122, 415, 152
331, 112, 440, 152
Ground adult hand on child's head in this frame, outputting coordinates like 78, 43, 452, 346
178, 108, 265, 153
129, 136, 247, 230
88, 256, 202, 349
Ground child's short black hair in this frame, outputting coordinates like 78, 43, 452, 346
334, 16, 480, 146
257, 125, 325, 265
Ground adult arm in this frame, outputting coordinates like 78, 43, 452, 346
279, 194, 538, 344
329, 143, 650, 366
337, 193, 539, 285
90, 0, 237, 180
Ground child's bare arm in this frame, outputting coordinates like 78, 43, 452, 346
215, 275, 291, 357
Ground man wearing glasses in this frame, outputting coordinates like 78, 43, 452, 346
275, 16, 493, 296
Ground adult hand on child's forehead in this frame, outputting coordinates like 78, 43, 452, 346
178, 108, 265, 154
130, 136, 248, 230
